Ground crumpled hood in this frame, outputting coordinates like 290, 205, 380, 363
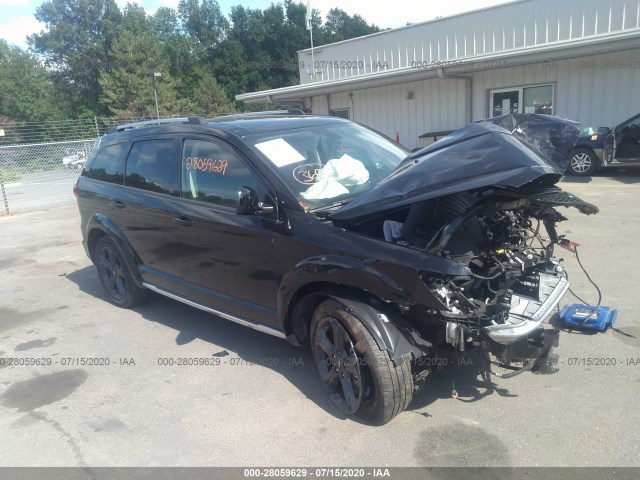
330, 114, 580, 223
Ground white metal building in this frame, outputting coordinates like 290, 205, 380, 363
236, 0, 640, 150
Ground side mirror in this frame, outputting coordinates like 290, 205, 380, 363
237, 187, 256, 215
236, 187, 275, 216
597, 127, 611, 135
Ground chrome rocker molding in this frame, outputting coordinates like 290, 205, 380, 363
142, 282, 286, 339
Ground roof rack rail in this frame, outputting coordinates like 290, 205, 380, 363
211, 109, 305, 121
109, 116, 206, 133
244, 109, 305, 116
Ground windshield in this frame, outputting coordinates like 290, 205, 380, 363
247, 122, 407, 209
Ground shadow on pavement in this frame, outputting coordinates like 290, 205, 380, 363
408, 350, 518, 416
66, 265, 515, 423
561, 175, 593, 184
65, 266, 344, 422
561, 167, 640, 185
599, 167, 640, 184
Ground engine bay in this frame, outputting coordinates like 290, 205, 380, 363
336, 184, 598, 367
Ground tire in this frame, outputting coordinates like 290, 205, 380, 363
310, 299, 413, 425
568, 148, 597, 176
94, 236, 147, 308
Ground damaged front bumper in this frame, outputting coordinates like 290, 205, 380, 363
482, 272, 569, 345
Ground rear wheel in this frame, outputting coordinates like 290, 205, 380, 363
568, 148, 597, 176
310, 299, 413, 425
94, 236, 147, 308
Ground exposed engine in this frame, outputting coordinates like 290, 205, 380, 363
411, 186, 597, 368
323, 114, 600, 387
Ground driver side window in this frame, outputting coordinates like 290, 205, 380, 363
181, 139, 258, 208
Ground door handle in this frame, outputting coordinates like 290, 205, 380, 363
109, 199, 125, 209
171, 215, 194, 226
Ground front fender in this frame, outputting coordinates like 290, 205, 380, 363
85, 213, 144, 287
280, 255, 443, 312
279, 255, 443, 364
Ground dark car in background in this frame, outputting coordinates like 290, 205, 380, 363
568, 112, 640, 175
75, 113, 597, 424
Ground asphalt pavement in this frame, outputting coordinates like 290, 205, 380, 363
1, 169, 80, 214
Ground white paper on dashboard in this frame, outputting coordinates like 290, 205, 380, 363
254, 138, 305, 167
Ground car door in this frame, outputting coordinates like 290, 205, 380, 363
117, 136, 184, 283
613, 113, 640, 162
165, 136, 278, 328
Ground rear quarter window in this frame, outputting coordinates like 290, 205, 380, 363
84, 143, 127, 184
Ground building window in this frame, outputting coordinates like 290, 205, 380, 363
489, 84, 554, 117
330, 108, 350, 119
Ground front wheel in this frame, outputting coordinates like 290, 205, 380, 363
568, 148, 597, 176
310, 299, 413, 425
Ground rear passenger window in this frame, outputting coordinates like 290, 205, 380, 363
181, 139, 258, 208
125, 139, 180, 196
85, 143, 126, 184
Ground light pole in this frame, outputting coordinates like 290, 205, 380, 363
152, 72, 161, 119
306, 1, 316, 79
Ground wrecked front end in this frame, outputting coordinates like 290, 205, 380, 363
331, 114, 598, 376
415, 185, 590, 376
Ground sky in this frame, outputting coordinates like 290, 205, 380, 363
0, 0, 516, 50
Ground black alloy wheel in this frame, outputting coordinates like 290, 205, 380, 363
313, 315, 364, 414
94, 236, 147, 308
310, 299, 413, 425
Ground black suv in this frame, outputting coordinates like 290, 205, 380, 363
76, 113, 597, 424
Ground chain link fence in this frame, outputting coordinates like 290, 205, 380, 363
0, 114, 229, 215
0, 116, 155, 215
0, 139, 97, 215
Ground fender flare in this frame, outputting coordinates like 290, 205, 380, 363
85, 213, 144, 287
295, 290, 431, 366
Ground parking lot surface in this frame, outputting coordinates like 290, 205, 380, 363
1, 169, 639, 467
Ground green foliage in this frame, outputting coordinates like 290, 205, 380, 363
99, 31, 191, 117
0, 40, 65, 123
178, 0, 229, 63
1, 0, 382, 124
323, 8, 381, 43
29, 0, 123, 113
191, 69, 235, 115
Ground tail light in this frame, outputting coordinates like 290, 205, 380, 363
73, 180, 79, 198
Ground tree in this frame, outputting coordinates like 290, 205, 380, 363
28, 0, 123, 114
190, 68, 235, 115
322, 8, 380, 44
211, 38, 251, 99
121, 3, 149, 36
0, 40, 65, 123
151, 7, 180, 40
178, 0, 229, 63
220, 2, 307, 94
99, 31, 192, 117
20, 0, 384, 120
